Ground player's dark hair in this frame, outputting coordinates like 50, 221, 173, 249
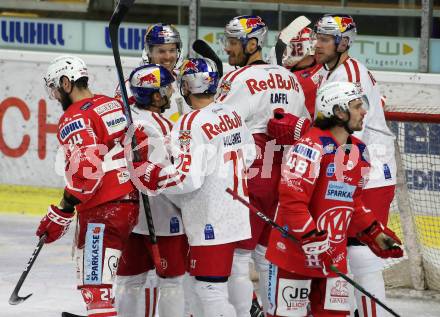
314, 106, 345, 130
313, 116, 341, 130
73, 77, 89, 89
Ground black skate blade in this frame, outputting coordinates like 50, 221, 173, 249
61, 312, 86, 317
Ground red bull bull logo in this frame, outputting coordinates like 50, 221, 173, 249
138, 73, 158, 86
245, 17, 264, 30
183, 60, 199, 73
335, 16, 354, 32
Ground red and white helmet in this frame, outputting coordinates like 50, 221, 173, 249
283, 27, 315, 67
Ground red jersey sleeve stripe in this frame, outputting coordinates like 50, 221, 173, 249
218, 65, 253, 102
343, 60, 353, 82
161, 115, 174, 133
350, 59, 361, 83
186, 110, 201, 130
179, 112, 190, 131
222, 69, 237, 82
151, 112, 167, 136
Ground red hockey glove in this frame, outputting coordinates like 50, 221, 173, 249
36, 205, 75, 244
357, 222, 404, 259
301, 231, 333, 275
133, 161, 162, 191
267, 108, 311, 145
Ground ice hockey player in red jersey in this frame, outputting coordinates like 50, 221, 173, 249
265, 81, 403, 317
114, 64, 188, 317
218, 15, 311, 316
37, 55, 139, 317
134, 57, 256, 316
314, 15, 397, 316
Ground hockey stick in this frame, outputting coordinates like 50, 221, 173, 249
226, 188, 401, 317
61, 312, 85, 317
192, 39, 223, 77
275, 16, 311, 66
108, 0, 163, 274
9, 234, 46, 305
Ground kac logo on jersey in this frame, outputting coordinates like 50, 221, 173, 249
325, 181, 355, 202
59, 118, 86, 142
317, 207, 353, 243
84, 223, 105, 285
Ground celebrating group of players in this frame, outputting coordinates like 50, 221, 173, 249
37, 13, 404, 317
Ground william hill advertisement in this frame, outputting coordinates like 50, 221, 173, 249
0, 16, 421, 72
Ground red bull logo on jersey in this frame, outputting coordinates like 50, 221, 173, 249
179, 130, 192, 147
245, 73, 299, 95
201, 111, 243, 140
334, 16, 355, 32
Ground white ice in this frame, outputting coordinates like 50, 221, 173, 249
1, 214, 439, 317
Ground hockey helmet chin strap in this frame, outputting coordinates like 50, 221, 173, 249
238, 38, 260, 68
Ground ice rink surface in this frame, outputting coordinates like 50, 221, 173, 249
1, 214, 440, 317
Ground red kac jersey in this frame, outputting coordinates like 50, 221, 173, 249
58, 95, 134, 211
266, 127, 376, 277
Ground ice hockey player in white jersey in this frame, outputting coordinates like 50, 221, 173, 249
115, 64, 188, 317
314, 14, 397, 317
217, 15, 311, 316
133, 57, 256, 317
115, 23, 190, 122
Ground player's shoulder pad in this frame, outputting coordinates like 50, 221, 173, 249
350, 135, 369, 162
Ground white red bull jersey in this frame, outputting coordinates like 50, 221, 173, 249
131, 106, 184, 236
114, 69, 191, 123
216, 63, 310, 134
321, 57, 396, 189
156, 102, 256, 246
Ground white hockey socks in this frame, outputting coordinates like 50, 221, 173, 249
114, 270, 158, 317
194, 277, 237, 317
158, 275, 185, 317
253, 244, 270, 314
348, 245, 386, 317
354, 271, 387, 317
228, 249, 253, 317
183, 272, 195, 316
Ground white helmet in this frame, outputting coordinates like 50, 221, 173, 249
315, 81, 365, 119
178, 58, 219, 96
44, 55, 88, 97
283, 27, 315, 67
224, 15, 268, 48
314, 15, 357, 48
